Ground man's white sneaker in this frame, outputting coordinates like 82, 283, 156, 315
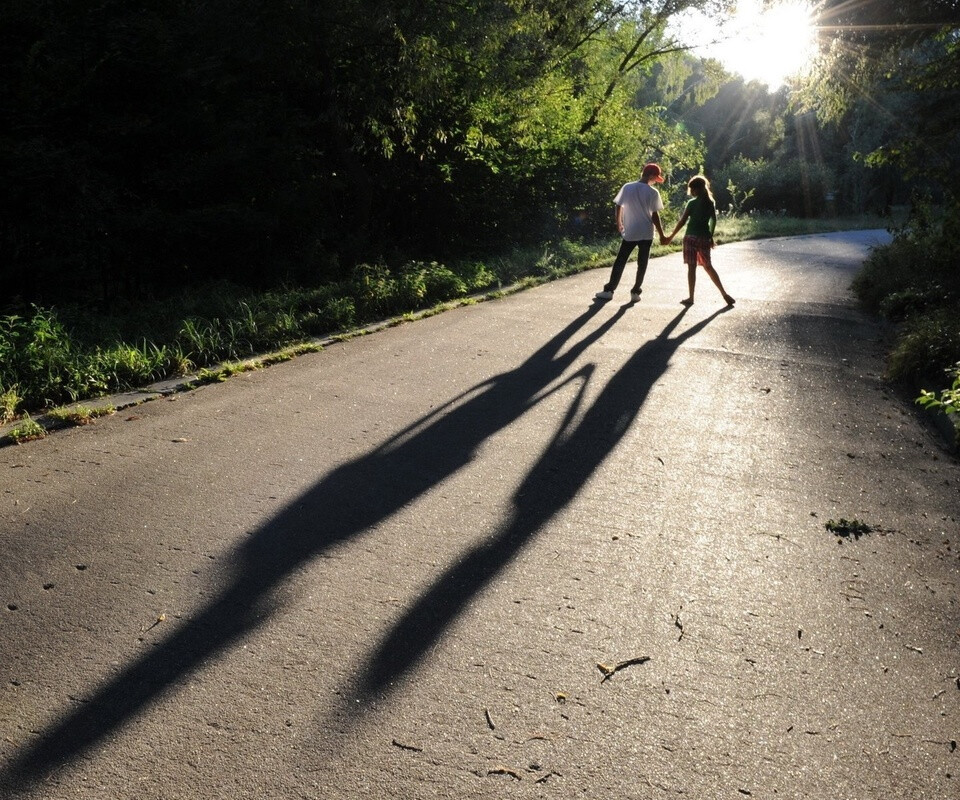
629, 291, 641, 303
594, 290, 614, 301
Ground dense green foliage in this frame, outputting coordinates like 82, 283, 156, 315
661, 61, 906, 216
809, 0, 960, 437
2, 0, 718, 307
0, 257, 504, 410
852, 203, 960, 386
917, 367, 960, 419
805, 0, 960, 200
3, 0, 910, 310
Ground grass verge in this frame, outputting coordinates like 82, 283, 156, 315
1, 213, 896, 428
46, 404, 117, 427
6, 417, 46, 445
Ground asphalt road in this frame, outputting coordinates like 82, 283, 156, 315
1, 231, 958, 799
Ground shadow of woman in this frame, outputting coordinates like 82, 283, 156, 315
349, 306, 726, 707
1, 303, 639, 793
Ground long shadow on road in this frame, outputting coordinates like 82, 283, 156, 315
1, 302, 723, 794
353, 305, 724, 703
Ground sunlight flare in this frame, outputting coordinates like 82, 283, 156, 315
681, 0, 820, 88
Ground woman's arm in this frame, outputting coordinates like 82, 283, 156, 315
662, 209, 688, 245
669, 209, 689, 238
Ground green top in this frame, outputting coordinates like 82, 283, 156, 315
683, 196, 716, 238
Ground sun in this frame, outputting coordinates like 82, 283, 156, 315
680, 1, 820, 89
720, 1, 819, 87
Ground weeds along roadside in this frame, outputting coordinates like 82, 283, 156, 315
850, 203, 960, 446
1, 213, 901, 441
0, 243, 605, 429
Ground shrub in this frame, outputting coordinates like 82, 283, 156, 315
396, 267, 429, 307
852, 239, 918, 313
917, 363, 960, 416
352, 263, 398, 316
0, 387, 21, 423
0, 307, 83, 408
854, 197, 960, 385
461, 262, 498, 292
420, 262, 467, 304
318, 297, 356, 332
715, 156, 831, 217
888, 309, 960, 384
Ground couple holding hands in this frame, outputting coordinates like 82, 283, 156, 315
594, 163, 735, 308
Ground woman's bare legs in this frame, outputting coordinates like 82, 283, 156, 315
682, 243, 734, 307
681, 262, 696, 306
702, 263, 735, 305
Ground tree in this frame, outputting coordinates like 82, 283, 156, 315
804, 0, 960, 197
0, 0, 727, 307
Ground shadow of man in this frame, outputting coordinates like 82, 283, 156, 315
2, 303, 641, 793
350, 306, 726, 706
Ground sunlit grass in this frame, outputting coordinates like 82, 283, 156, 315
47, 404, 116, 426
715, 210, 904, 241
6, 416, 46, 444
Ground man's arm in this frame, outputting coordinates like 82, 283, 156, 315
652, 211, 665, 239
615, 204, 624, 234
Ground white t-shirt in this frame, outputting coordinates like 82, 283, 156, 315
614, 181, 664, 241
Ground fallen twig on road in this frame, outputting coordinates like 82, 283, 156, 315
391, 739, 423, 752
598, 656, 651, 683
752, 531, 801, 546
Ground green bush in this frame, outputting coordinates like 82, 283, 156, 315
317, 297, 356, 332
918, 363, 960, 416
888, 309, 960, 384
715, 156, 831, 217
851, 238, 918, 313
352, 263, 400, 316
420, 262, 467, 303
396, 267, 429, 307
0, 307, 82, 408
854, 199, 960, 386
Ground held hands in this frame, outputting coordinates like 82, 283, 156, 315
660, 234, 673, 246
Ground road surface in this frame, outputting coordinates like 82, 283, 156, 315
2, 231, 958, 799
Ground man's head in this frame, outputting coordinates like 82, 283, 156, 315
641, 163, 664, 184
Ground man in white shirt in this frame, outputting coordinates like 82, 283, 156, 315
595, 163, 668, 303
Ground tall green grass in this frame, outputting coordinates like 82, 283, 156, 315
0, 260, 507, 417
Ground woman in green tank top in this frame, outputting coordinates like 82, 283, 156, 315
665, 175, 735, 308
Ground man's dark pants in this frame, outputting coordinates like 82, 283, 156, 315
604, 239, 653, 293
